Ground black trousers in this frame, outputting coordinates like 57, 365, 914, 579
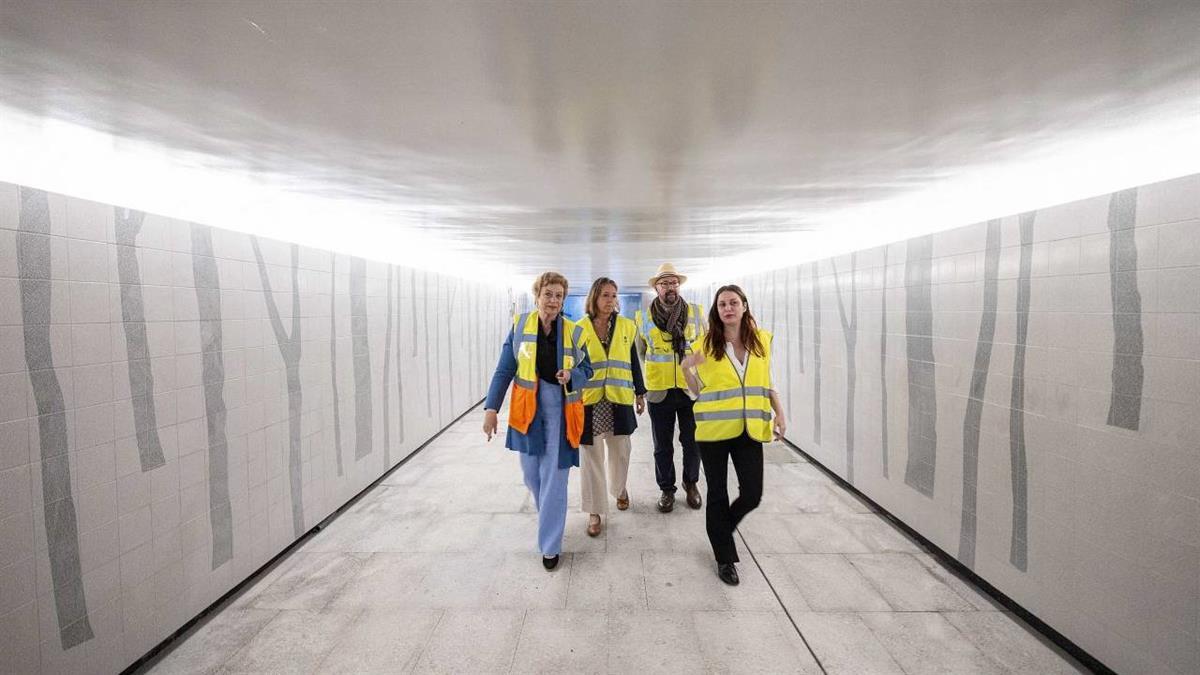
698, 432, 764, 564
647, 388, 700, 492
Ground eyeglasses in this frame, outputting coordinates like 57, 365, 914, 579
656, 279, 680, 288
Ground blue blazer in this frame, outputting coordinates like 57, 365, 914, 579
485, 316, 593, 469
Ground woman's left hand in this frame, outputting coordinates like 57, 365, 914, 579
555, 369, 571, 385
773, 415, 787, 440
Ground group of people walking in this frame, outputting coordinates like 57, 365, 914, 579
483, 263, 786, 585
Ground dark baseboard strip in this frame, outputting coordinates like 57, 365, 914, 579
122, 399, 487, 675
782, 439, 1115, 675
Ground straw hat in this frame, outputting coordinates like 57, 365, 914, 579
647, 262, 688, 287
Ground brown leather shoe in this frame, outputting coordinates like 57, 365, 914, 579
684, 482, 702, 509
616, 490, 630, 511
587, 514, 602, 537
656, 490, 675, 513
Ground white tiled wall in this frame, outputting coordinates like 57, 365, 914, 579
0, 182, 510, 673
729, 173, 1200, 675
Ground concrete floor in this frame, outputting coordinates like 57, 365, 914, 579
141, 408, 1088, 674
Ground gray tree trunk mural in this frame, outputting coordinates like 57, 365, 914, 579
383, 266, 393, 468
880, 246, 889, 478
330, 257, 344, 476
251, 237, 305, 538
18, 187, 94, 649
191, 224, 233, 568
783, 266, 793, 411
350, 257, 373, 459
1106, 188, 1144, 430
447, 278, 458, 416
796, 265, 804, 374
958, 220, 1002, 568
424, 270, 433, 417
904, 235, 937, 497
832, 254, 858, 482
411, 268, 419, 358
395, 268, 405, 444
435, 275, 444, 424
469, 285, 478, 401
1009, 212, 1034, 572
812, 262, 822, 445
114, 207, 166, 472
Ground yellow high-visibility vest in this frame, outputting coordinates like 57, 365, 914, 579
509, 311, 585, 447
635, 303, 705, 391
691, 329, 773, 443
579, 314, 638, 406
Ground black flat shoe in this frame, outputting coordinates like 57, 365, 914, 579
717, 563, 739, 586
542, 554, 560, 570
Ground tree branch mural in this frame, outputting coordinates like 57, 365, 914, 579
880, 246, 889, 479
447, 278, 458, 416
350, 257, 373, 459
383, 266, 393, 468
330, 257, 344, 477
831, 254, 858, 482
812, 261, 822, 445
191, 224, 233, 568
1106, 188, 1144, 431
395, 268, 406, 445
958, 220, 1002, 568
904, 235, 937, 497
424, 270, 433, 417
114, 207, 166, 472
18, 187, 94, 649
1009, 212, 1034, 571
251, 237, 305, 538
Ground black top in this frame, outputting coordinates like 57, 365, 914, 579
536, 316, 559, 384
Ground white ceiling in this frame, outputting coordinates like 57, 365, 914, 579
1, 1, 1198, 289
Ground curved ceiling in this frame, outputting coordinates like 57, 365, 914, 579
1, 0, 1198, 289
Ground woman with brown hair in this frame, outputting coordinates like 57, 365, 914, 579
680, 284, 786, 585
577, 277, 646, 536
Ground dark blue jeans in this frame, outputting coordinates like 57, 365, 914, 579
647, 388, 700, 492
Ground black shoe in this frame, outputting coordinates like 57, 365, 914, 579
684, 482, 702, 509
542, 554, 560, 570
717, 563, 739, 586
656, 490, 675, 513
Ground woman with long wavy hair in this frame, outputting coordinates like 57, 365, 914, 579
680, 284, 786, 585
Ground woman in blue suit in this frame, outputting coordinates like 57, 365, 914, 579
483, 271, 593, 570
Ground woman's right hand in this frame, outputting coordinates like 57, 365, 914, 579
483, 409, 498, 441
680, 351, 706, 370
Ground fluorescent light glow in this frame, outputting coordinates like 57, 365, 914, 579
698, 104, 1200, 284
0, 105, 516, 286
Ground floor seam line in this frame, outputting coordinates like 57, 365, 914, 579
736, 528, 828, 675
506, 608, 529, 673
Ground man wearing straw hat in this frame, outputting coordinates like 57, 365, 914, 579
635, 263, 706, 512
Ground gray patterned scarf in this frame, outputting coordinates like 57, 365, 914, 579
650, 296, 688, 357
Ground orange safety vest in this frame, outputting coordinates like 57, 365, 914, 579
508, 311, 586, 448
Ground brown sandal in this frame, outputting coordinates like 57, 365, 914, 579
616, 490, 630, 511
587, 515, 602, 537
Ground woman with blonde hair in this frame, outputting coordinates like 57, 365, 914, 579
681, 284, 786, 585
484, 272, 592, 570
578, 277, 646, 536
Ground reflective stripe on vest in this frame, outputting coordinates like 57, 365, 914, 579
691, 328, 773, 443
579, 314, 637, 406
636, 303, 705, 391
